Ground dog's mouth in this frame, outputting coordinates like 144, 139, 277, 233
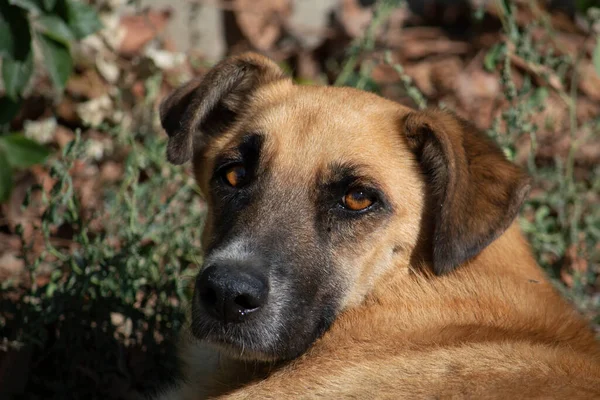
187, 260, 283, 361
188, 243, 341, 362
190, 291, 281, 361
190, 288, 339, 363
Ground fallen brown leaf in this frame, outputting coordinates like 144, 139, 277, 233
66, 68, 109, 100
55, 97, 82, 126
0, 253, 25, 285
403, 57, 463, 98
389, 27, 470, 59
336, 0, 373, 39
233, 0, 292, 51
577, 62, 600, 102
450, 51, 501, 128
101, 161, 124, 183
54, 126, 76, 150
118, 8, 173, 56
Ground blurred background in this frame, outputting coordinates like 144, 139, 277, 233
0, 0, 599, 398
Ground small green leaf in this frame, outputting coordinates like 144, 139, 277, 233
36, 15, 75, 47
593, 37, 600, 78
528, 87, 548, 109
484, 43, 504, 72
46, 282, 57, 297
2, 51, 34, 100
0, 148, 14, 203
0, 3, 31, 59
37, 33, 72, 91
43, 0, 58, 11
0, 7, 12, 57
50, 268, 62, 281
499, 0, 512, 16
0, 134, 51, 168
0, 4, 35, 163
63, 0, 102, 39
576, 0, 596, 13
0, 97, 22, 125
8, 0, 42, 13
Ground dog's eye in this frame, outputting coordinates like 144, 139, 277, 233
222, 164, 247, 187
342, 189, 377, 211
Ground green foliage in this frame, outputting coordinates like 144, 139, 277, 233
577, 0, 600, 13
0, 0, 101, 203
486, 3, 600, 316
335, 0, 403, 87
0, 134, 50, 202
0, 2, 33, 101
0, 134, 51, 168
58, 0, 103, 39
0, 97, 21, 125
0, 0, 102, 103
36, 33, 73, 90
0, 149, 12, 202
383, 51, 427, 110
593, 37, 600, 76
1, 126, 203, 397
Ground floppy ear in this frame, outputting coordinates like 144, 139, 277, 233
159, 53, 288, 164
403, 109, 531, 275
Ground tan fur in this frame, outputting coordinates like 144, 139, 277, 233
157, 53, 600, 399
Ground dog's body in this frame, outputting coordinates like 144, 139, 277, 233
157, 53, 600, 399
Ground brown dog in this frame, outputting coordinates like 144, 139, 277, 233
156, 53, 600, 399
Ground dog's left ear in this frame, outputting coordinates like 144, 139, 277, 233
159, 53, 288, 165
403, 109, 531, 275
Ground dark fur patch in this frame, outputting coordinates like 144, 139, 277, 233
206, 134, 265, 251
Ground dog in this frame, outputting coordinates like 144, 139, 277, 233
156, 53, 600, 399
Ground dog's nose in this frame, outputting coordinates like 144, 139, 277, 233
197, 264, 269, 323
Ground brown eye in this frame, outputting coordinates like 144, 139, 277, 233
342, 189, 376, 211
223, 164, 247, 187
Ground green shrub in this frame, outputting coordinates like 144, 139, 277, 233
1, 0, 102, 202
0, 0, 102, 100
1, 125, 204, 398
0, 134, 50, 202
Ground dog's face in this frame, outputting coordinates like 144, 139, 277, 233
188, 85, 426, 361
160, 53, 530, 362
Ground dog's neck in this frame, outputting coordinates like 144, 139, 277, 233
315, 221, 596, 358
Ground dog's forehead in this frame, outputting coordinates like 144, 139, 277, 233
249, 84, 414, 180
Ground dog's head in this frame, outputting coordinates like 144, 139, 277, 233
160, 53, 530, 362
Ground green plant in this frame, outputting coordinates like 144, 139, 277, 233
0, 0, 102, 202
1, 125, 204, 398
485, 2, 599, 324
0, 0, 102, 102
335, 0, 403, 89
0, 133, 50, 202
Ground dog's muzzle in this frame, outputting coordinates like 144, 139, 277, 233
196, 261, 270, 324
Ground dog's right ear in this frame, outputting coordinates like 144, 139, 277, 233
159, 53, 288, 164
